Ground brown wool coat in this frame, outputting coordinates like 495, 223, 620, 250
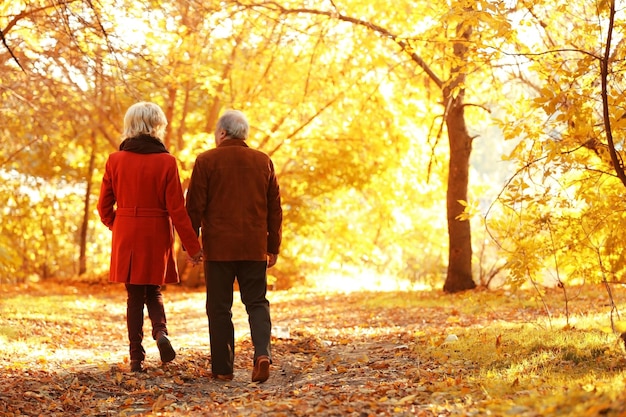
97, 151, 202, 285
186, 139, 282, 261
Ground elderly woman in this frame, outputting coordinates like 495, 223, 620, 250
98, 102, 202, 372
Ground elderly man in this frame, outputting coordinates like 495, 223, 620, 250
186, 110, 283, 383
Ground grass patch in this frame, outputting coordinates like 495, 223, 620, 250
431, 321, 626, 416
0, 325, 20, 341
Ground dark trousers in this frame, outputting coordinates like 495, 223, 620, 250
125, 284, 168, 361
204, 261, 271, 375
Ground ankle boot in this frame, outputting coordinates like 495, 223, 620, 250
156, 332, 176, 363
130, 360, 145, 373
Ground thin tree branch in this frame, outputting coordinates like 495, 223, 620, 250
0, 138, 41, 167
243, 1, 444, 88
0, 28, 25, 72
1, 0, 82, 72
600, 0, 626, 186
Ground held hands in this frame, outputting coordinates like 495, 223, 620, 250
187, 252, 273, 267
187, 250, 203, 266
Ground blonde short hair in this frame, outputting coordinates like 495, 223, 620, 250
123, 102, 167, 139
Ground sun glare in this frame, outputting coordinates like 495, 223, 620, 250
304, 268, 432, 293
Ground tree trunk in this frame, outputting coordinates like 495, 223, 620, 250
442, 17, 476, 293
79, 135, 96, 276
443, 97, 475, 293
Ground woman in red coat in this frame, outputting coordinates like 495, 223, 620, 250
97, 102, 202, 372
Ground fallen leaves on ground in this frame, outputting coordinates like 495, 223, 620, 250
1, 282, 626, 416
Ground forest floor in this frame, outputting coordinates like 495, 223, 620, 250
2, 280, 626, 416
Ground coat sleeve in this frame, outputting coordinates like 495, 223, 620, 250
165, 159, 202, 255
266, 159, 283, 255
97, 157, 116, 230
185, 158, 208, 236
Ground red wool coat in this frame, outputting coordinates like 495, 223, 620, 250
97, 150, 201, 285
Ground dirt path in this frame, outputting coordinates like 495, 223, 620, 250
2, 282, 625, 416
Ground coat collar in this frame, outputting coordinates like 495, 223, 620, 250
119, 134, 169, 154
218, 139, 249, 148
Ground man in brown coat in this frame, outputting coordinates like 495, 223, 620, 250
186, 110, 282, 383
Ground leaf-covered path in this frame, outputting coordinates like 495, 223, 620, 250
2, 282, 626, 416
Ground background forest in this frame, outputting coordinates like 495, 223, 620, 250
2, 0, 626, 294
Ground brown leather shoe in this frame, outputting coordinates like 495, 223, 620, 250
211, 373, 234, 381
251, 355, 270, 383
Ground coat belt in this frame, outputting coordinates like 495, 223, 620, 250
116, 207, 169, 217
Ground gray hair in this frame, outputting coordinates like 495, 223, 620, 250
217, 110, 249, 140
123, 102, 168, 139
